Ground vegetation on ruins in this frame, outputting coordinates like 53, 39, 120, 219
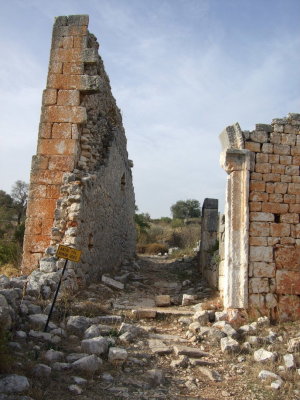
170, 199, 201, 219
135, 203, 201, 257
0, 181, 28, 275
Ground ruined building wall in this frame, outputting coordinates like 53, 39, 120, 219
220, 113, 300, 320
22, 15, 136, 280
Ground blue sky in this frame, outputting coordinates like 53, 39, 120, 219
0, 0, 299, 217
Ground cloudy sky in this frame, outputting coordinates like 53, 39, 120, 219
0, 0, 299, 218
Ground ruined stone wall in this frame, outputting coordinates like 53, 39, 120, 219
220, 113, 300, 321
22, 15, 136, 280
199, 198, 219, 288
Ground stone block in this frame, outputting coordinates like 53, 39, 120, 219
108, 347, 128, 362
132, 309, 156, 319
249, 237, 267, 246
43, 89, 57, 105
27, 198, 57, 219
62, 36, 73, 48
249, 212, 274, 222
155, 295, 171, 307
245, 142, 261, 152
261, 202, 288, 214
288, 183, 300, 195
51, 48, 97, 64
262, 173, 281, 182
57, 90, 80, 106
291, 146, 300, 156
46, 185, 61, 199
276, 270, 300, 294
250, 181, 265, 192
274, 182, 288, 194
250, 222, 269, 237
52, 122, 72, 139
269, 154, 279, 163
249, 192, 268, 202
255, 163, 271, 173
48, 155, 75, 171
275, 246, 300, 270
249, 202, 262, 212
273, 144, 290, 155
63, 62, 84, 75
261, 143, 273, 153
26, 217, 43, 235
271, 164, 285, 174
278, 295, 300, 321
101, 275, 124, 290
270, 223, 290, 237
42, 105, 87, 124
48, 73, 101, 92
281, 175, 292, 183
38, 138, 78, 156
286, 165, 299, 175
279, 155, 292, 165
256, 153, 268, 163
250, 262, 275, 278
249, 277, 269, 293
268, 193, 283, 202
249, 246, 273, 262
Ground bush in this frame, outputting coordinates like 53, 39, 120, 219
144, 243, 169, 255
0, 240, 21, 267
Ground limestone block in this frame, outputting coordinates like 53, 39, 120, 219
250, 246, 273, 262
254, 348, 277, 362
132, 309, 156, 319
220, 337, 240, 353
276, 270, 300, 294
155, 295, 171, 307
275, 246, 300, 270
174, 346, 209, 358
52, 122, 72, 139
72, 354, 102, 373
0, 375, 30, 394
261, 143, 273, 153
48, 155, 75, 171
108, 347, 128, 362
249, 278, 269, 294
249, 192, 268, 202
57, 90, 80, 106
42, 106, 87, 124
287, 337, 300, 352
245, 142, 261, 152
262, 173, 281, 182
43, 89, 57, 105
280, 155, 292, 164
283, 353, 295, 369
261, 202, 288, 214
249, 212, 274, 222
181, 294, 198, 306
48, 74, 101, 92
101, 275, 124, 290
250, 222, 269, 237
81, 336, 109, 355
274, 143, 291, 155
288, 183, 300, 195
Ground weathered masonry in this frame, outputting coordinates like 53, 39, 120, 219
219, 113, 300, 321
22, 15, 136, 281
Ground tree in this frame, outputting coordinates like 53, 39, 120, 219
11, 180, 29, 225
170, 199, 201, 219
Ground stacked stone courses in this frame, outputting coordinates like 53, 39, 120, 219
22, 15, 136, 281
246, 113, 300, 320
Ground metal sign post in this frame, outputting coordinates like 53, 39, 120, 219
44, 245, 81, 332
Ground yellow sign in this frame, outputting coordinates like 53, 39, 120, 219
56, 245, 81, 262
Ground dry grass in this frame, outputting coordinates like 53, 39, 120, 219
0, 262, 20, 277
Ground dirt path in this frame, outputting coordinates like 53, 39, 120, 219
5, 256, 293, 400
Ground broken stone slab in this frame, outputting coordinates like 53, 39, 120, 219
258, 370, 282, 381
254, 348, 277, 363
52, 362, 71, 371
118, 322, 146, 336
271, 379, 283, 390
108, 347, 128, 362
148, 339, 172, 355
155, 295, 171, 307
220, 337, 240, 353
93, 315, 122, 325
149, 333, 187, 343
174, 345, 209, 358
287, 337, 300, 352
0, 375, 30, 394
132, 309, 157, 319
189, 358, 215, 367
198, 366, 222, 382
29, 330, 52, 342
182, 294, 198, 306
81, 336, 109, 355
193, 310, 210, 325
170, 355, 189, 368
119, 331, 136, 344
68, 385, 82, 395
43, 349, 64, 362
29, 314, 57, 330
72, 376, 87, 385
32, 363, 52, 378
66, 316, 92, 335
283, 353, 295, 369
72, 354, 103, 373
102, 275, 124, 290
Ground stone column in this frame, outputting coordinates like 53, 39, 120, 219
222, 149, 253, 308
199, 198, 219, 288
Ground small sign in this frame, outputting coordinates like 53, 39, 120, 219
56, 245, 81, 262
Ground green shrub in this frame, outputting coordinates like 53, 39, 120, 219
0, 240, 21, 267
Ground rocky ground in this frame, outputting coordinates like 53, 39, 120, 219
0, 255, 300, 400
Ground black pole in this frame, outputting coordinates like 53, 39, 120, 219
44, 258, 68, 332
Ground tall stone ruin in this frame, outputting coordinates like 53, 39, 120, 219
219, 114, 300, 320
22, 15, 136, 282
